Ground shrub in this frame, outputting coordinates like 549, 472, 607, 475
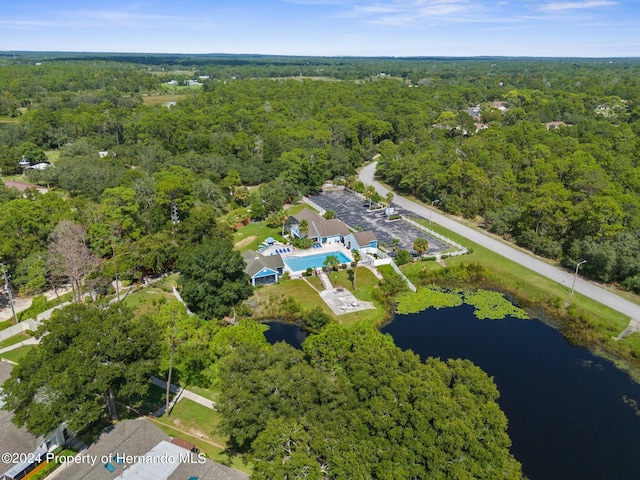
301, 306, 332, 333
292, 237, 314, 249
304, 267, 313, 277
17, 295, 49, 321
395, 249, 413, 266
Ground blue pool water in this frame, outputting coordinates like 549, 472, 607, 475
283, 251, 351, 272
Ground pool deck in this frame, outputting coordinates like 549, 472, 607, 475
262, 242, 373, 315
263, 242, 354, 275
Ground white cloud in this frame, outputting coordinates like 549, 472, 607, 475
341, 0, 482, 26
540, 1, 617, 12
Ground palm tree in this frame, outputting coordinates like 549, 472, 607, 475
364, 185, 376, 209
324, 254, 339, 272
273, 209, 288, 238
352, 249, 361, 289
299, 219, 309, 238
413, 237, 429, 257
392, 238, 400, 254
386, 192, 394, 208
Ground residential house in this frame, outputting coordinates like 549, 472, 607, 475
59, 418, 248, 480
243, 250, 285, 286
343, 230, 378, 255
286, 208, 349, 245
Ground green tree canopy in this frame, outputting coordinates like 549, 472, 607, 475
218, 323, 522, 479
1, 303, 160, 435
177, 238, 253, 320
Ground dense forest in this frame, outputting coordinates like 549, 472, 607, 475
1, 53, 640, 477
2, 54, 639, 294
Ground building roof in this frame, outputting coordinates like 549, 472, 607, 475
291, 208, 349, 239
351, 230, 377, 247
60, 418, 248, 480
0, 362, 44, 474
243, 250, 284, 277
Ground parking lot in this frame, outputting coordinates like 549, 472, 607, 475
309, 189, 450, 256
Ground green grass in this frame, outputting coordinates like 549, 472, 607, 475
0, 115, 20, 124
151, 418, 252, 475
233, 221, 284, 253
305, 275, 323, 291
0, 333, 31, 350
326, 267, 389, 325
153, 398, 253, 474
251, 279, 332, 318
122, 286, 174, 316
1, 344, 35, 363
45, 150, 61, 163
183, 385, 219, 402
142, 93, 188, 106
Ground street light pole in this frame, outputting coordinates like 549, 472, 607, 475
1, 263, 18, 324
571, 260, 587, 295
430, 199, 440, 223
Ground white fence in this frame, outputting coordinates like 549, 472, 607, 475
372, 255, 417, 292
0, 301, 71, 342
301, 196, 326, 216
0, 319, 38, 342
401, 216, 468, 256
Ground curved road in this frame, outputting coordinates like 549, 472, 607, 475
360, 162, 640, 332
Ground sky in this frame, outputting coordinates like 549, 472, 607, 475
1, 0, 639, 57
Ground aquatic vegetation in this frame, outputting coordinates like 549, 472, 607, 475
396, 287, 463, 314
396, 286, 528, 320
464, 290, 528, 320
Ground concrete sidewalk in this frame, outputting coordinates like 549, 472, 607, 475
150, 376, 216, 417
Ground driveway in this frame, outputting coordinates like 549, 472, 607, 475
359, 161, 640, 330
310, 189, 450, 256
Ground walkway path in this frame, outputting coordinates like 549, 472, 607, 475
150, 375, 216, 415
0, 337, 39, 356
360, 162, 640, 337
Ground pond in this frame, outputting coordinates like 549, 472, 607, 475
265, 308, 640, 480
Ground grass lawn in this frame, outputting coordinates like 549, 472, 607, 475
404, 216, 630, 332
305, 275, 323, 291
0, 333, 31, 350
151, 417, 252, 475
153, 399, 252, 474
329, 267, 389, 325
142, 93, 188, 106
183, 385, 219, 402
250, 279, 332, 318
45, 150, 61, 163
122, 286, 175, 316
1, 345, 35, 363
120, 274, 179, 316
0, 115, 20, 124
233, 221, 285, 253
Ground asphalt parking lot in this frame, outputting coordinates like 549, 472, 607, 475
309, 189, 450, 255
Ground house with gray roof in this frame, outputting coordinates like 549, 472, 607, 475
243, 250, 285, 286
1, 361, 45, 479
344, 230, 378, 255
60, 418, 247, 480
287, 208, 349, 245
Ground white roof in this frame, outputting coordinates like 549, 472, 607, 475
115, 441, 183, 480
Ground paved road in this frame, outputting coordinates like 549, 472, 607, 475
360, 162, 640, 329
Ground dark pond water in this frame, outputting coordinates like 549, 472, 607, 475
263, 321, 307, 349
266, 308, 640, 480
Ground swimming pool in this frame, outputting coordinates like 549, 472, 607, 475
283, 251, 351, 272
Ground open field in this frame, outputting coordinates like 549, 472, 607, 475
142, 93, 188, 106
